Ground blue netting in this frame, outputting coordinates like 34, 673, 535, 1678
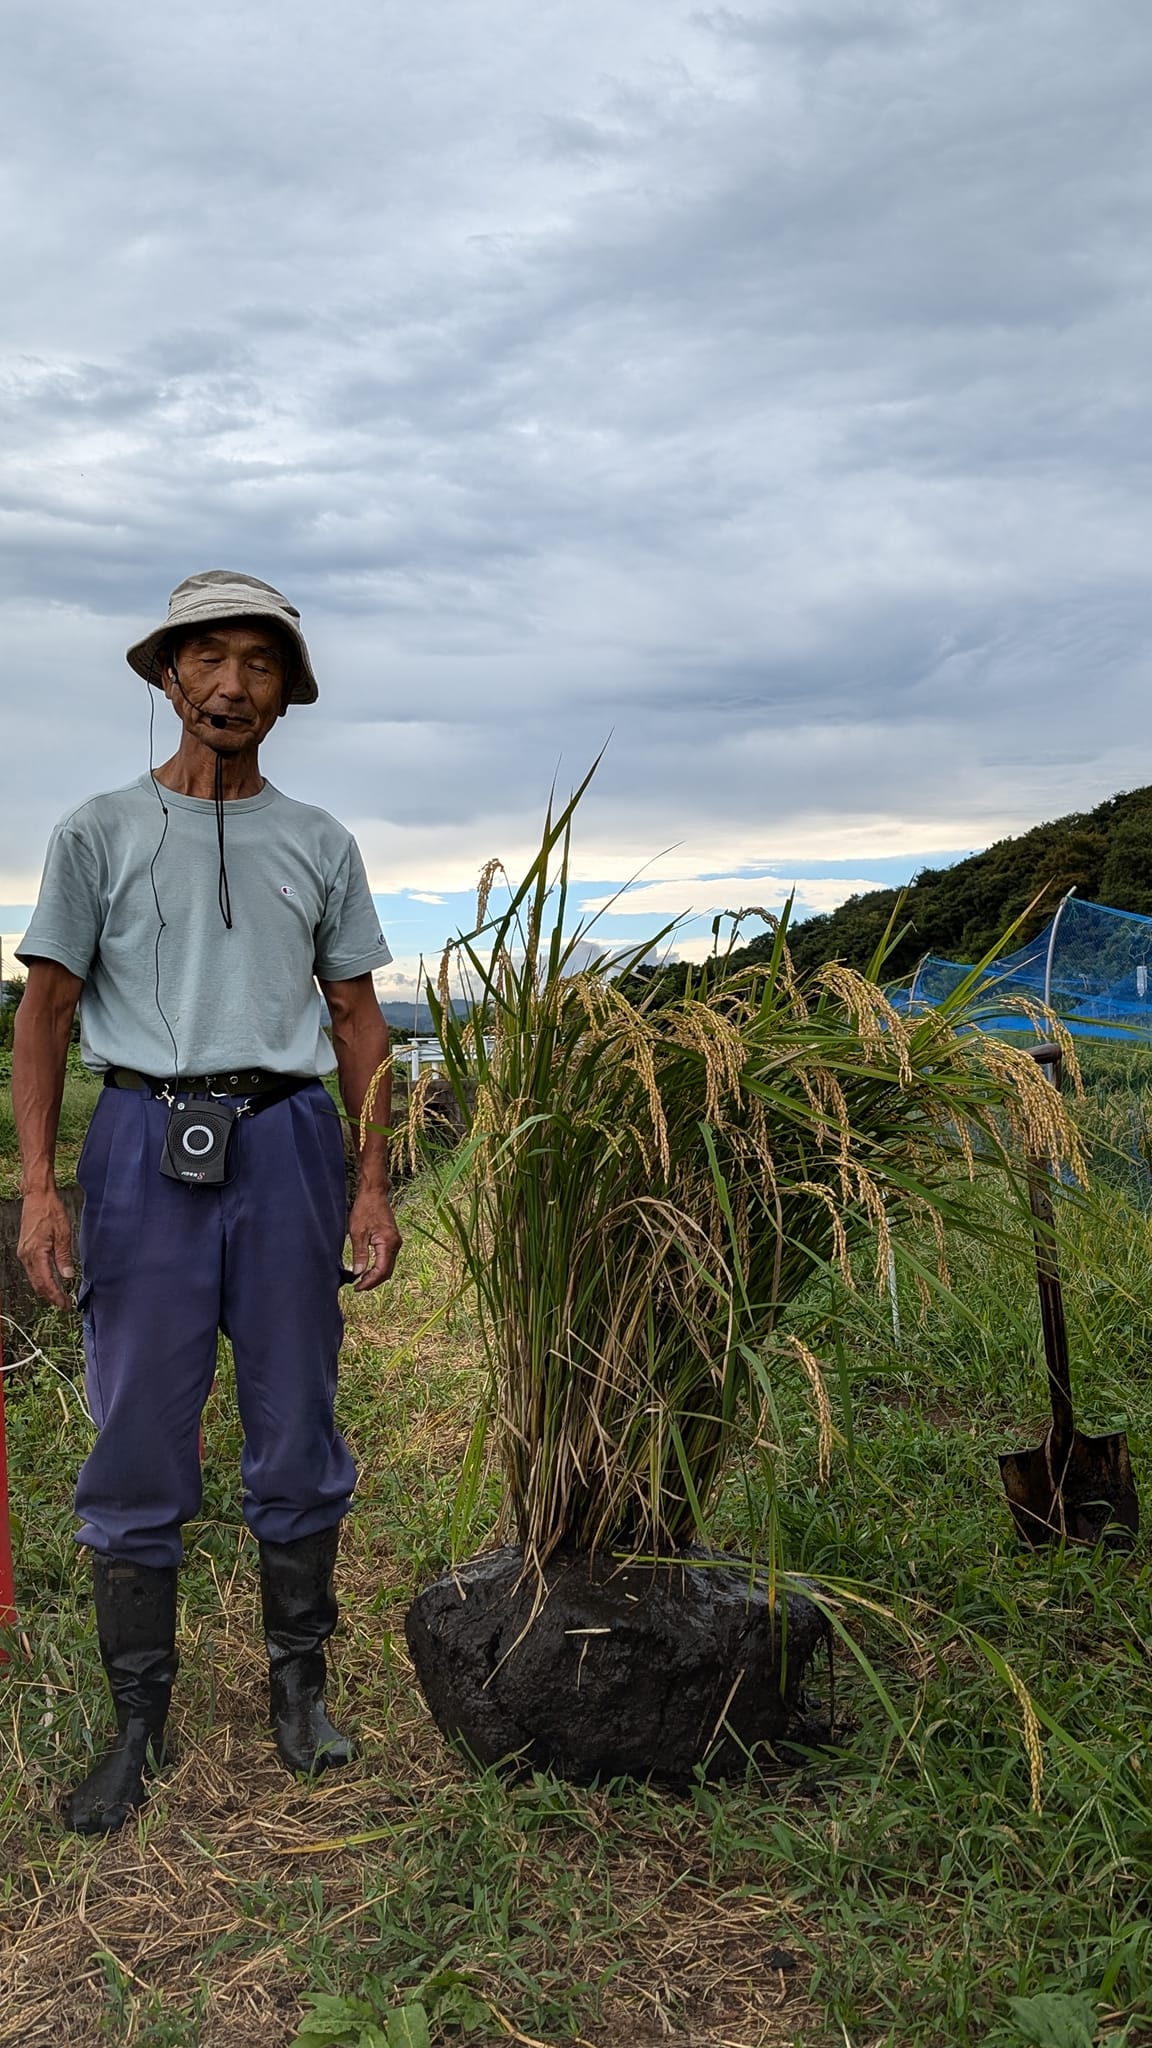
897, 895, 1152, 1041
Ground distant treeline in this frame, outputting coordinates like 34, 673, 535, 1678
0, 973, 23, 1053
623, 783, 1152, 998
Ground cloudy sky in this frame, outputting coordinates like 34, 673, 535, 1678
2, 0, 1150, 1000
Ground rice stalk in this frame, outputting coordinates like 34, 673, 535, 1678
416, 775, 1082, 1567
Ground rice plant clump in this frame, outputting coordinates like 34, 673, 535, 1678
417, 784, 1080, 1568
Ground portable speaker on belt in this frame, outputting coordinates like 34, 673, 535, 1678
159, 1098, 240, 1186
150, 1073, 314, 1187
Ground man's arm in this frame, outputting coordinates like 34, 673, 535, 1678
12, 958, 85, 1309
319, 972, 402, 1291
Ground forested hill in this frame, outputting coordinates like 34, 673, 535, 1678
656, 785, 1152, 990
758, 784, 1152, 978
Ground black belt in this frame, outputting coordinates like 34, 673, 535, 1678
104, 1066, 315, 1104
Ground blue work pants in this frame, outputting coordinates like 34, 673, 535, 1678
73, 1082, 356, 1569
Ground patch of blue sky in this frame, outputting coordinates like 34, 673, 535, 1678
369, 851, 973, 970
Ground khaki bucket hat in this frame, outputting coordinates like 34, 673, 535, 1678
126, 569, 319, 705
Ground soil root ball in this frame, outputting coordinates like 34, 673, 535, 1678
405, 1544, 831, 1783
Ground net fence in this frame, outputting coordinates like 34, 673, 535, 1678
900, 894, 1152, 1041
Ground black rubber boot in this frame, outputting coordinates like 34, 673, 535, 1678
62, 1555, 179, 1836
259, 1526, 356, 1775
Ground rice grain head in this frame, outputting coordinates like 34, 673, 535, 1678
1005, 1666, 1045, 1814
437, 942, 453, 1018
476, 857, 505, 930
358, 1054, 394, 1152
783, 1335, 835, 1483
817, 965, 913, 1084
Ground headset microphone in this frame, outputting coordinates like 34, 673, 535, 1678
169, 655, 230, 729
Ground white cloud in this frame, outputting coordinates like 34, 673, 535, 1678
579, 873, 887, 921
340, 806, 1014, 903
668, 935, 747, 966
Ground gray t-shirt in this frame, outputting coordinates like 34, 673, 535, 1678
17, 776, 392, 1077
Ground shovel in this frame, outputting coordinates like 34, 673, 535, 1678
998, 1043, 1139, 1548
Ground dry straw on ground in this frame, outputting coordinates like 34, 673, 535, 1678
2, 1715, 822, 2048
1, 1280, 826, 2048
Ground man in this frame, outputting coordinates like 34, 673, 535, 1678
13, 569, 402, 1835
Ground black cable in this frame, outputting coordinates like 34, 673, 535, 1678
214, 749, 234, 930
168, 652, 234, 933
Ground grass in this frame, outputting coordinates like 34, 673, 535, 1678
4, 1066, 1152, 2043
0, 1060, 102, 1199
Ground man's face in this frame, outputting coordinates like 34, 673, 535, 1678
163, 621, 290, 749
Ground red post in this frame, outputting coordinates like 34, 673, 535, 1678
0, 1307, 14, 1647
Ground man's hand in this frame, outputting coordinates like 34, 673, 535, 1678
17, 1188, 77, 1310
347, 1186, 402, 1291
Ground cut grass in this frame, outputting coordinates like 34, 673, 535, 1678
4, 1087, 1152, 2043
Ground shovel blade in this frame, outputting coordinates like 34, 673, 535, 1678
999, 1429, 1138, 1548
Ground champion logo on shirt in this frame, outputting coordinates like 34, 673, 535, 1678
279, 884, 297, 898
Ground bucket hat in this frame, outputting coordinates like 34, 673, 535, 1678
126, 569, 319, 705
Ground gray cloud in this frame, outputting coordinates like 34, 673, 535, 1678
699, 5, 913, 55
2, 0, 1152, 897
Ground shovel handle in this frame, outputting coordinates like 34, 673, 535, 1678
1027, 1044, 1075, 1450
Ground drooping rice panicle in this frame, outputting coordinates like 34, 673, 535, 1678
416, 784, 1084, 1564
